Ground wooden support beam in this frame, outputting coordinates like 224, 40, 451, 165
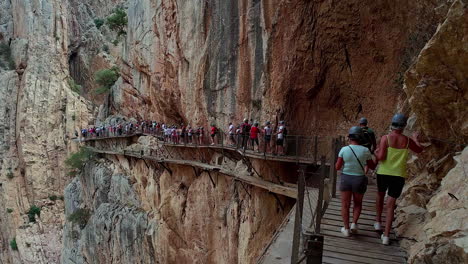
238, 180, 251, 198
158, 162, 172, 175
207, 170, 216, 188
271, 193, 285, 211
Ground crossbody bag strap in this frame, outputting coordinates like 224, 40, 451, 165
348, 146, 366, 174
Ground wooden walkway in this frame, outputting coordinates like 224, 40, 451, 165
80, 133, 318, 165
320, 184, 407, 263
88, 147, 298, 199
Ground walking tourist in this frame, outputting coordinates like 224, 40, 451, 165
335, 126, 376, 237
374, 114, 423, 245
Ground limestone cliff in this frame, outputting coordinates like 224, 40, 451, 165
0, 0, 467, 263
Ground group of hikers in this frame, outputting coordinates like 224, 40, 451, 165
79, 118, 289, 155
80, 113, 422, 246
336, 114, 423, 245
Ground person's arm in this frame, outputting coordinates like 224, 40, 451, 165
375, 135, 388, 161
409, 132, 424, 153
335, 148, 344, 171
335, 157, 344, 171
371, 131, 377, 154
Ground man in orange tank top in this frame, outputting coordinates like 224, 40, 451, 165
374, 114, 423, 245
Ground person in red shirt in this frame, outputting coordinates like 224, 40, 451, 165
250, 122, 260, 151
210, 124, 217, 145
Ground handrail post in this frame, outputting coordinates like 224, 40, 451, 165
314, 136, 318, 162
331, 138, 339, 198
315, 156, 326, 234
291, 164, 306, 264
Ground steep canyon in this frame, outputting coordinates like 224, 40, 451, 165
0, 0, 466, 263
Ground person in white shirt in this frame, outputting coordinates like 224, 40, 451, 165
263, 121, 272, 153
276, 121, 285, 155
228, 122, 235, 145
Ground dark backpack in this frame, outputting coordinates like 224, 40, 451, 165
282, 126, 288, 136
361, 127, 372, 149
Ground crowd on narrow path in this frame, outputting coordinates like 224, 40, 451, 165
79, 118, 289, 155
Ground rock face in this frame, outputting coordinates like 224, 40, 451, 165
0, 0, 467, 263
396, 1, 468, 262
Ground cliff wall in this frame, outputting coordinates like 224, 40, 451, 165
0, 0, 466, 263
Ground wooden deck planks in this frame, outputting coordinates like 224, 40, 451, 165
321, 182, 406, 263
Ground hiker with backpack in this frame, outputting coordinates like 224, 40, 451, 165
335, 126, 376, 237
359, 117, 377, 154
374, 114, 423, 245
241, 118, 251, 150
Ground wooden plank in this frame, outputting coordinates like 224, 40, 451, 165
322, 256, 362, 264
321, 229, 400, 245
324, 242, 406, 262
326, 204, 385, 217
322, 213, 385, 226
325, 233, 406, 254
323, 249, 403, 264
323, 209, 379, 222
321, 223, 387, 240
322, 219, 393, 234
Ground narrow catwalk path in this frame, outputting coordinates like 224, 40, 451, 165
320, 182, 407, 263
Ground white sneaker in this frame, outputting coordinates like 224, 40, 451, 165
341, 227, 350, 237
374, 222, 382, 231
350, 223, 358, 234
381, 234, 389, 245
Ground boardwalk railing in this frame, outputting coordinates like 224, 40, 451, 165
80, 128, 336, 163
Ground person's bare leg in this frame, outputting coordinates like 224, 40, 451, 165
341, 191, 352, 229
384, 196, 396, 237
376, 191, 385, 224
352, 192, 364, 224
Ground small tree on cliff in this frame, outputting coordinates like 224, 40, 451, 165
65, 147, 94, 176
94, 66, 119, 94
106, 7, 127, 44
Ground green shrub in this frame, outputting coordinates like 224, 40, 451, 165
68, 78, 82, 94
106, 8, 127, 37
7, 170, 14, 179
0, 43, 15, 70
10, 238, 18, 250
7, 208, 13, 213
68, 208, 91, 229
27, 205, 41, 223
65, 147, 94, 176
94, 67, 119, 94
71, 114, 76, 121
102, 45, 109, 53
94, 18, 105, 29
49, 195, 58, 201
112, 39, 119, 46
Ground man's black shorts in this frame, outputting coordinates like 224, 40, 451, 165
377, 174, 405, 198
276, 138, 284, 146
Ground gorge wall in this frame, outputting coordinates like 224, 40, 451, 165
0, 0, 466, 263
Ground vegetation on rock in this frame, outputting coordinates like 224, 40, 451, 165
94, 18, 104, 29
49, 195, 58, 201
10, 238, 18, 250
27, 205, 41, 223
68, 78, 82, 94
0, 43, 15, 70
7, 208, 13, 213
94, 67, 119, 94
68, 208, 91, 229
106, 8, 127, 38
65, 147, 94, 176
